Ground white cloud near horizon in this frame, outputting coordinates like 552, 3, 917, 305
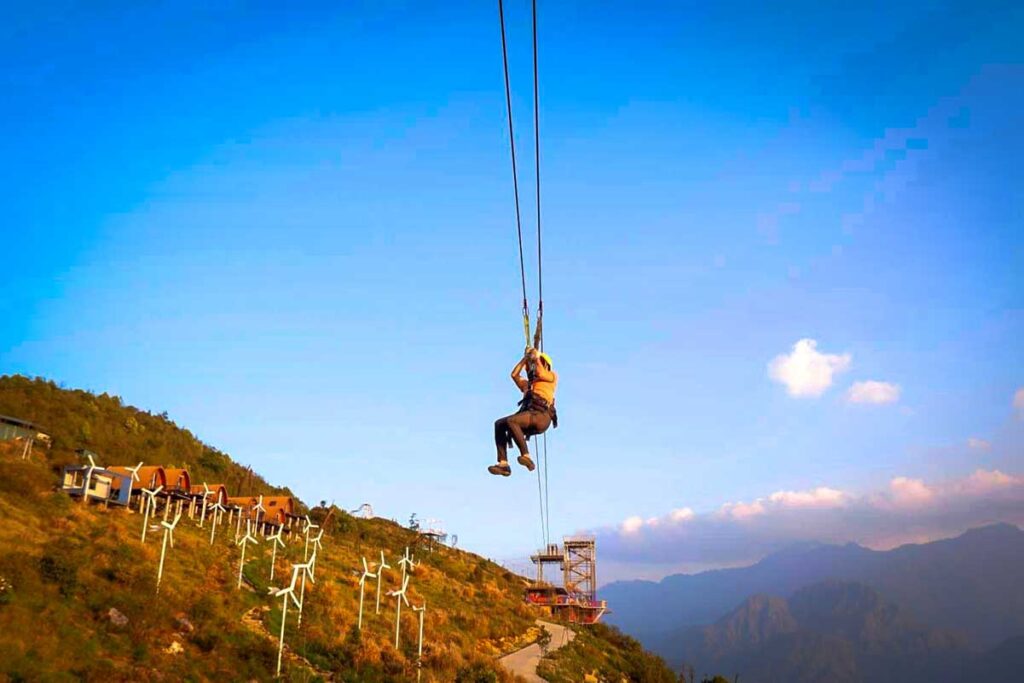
967, 437, 992, 451
1014, 387, 1024, 418
847, 380, 901, 404
768, 339, 852, 397
595, 469, 1024, 579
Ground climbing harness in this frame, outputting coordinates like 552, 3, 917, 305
497, 0, 552, 547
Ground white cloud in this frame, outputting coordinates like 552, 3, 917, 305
768, 486, 848, 508
722, 499, 767, 520
595, 469, 1024, 578
621, 516, 644, 534
847, 380, 901, 405
768, 339, 851, 397
1014, 388, 1024, 418
967, 437, 992, 451
887, 476, 935, 507
960, 469, 1020, 494
670, 507, 695, 522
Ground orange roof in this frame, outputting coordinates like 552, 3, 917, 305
261, 496, 295, 515
190, 483, 228, 502
163, 468, 191, 492
107, 465, 166, 490
225, 495, 295, 522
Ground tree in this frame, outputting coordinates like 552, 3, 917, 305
408, 513, 420, 531
537, 625, 552, 655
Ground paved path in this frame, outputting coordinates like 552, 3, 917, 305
499, 620, 575, 682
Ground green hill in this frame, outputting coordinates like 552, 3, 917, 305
0, 375, 675, 682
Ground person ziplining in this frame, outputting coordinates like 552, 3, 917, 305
489, 0, 555, 543
489, 346, 558, 476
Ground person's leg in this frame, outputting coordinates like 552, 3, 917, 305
509, 411, 551, 471
505, 412, 533, 459
489, 416, 513, 476
493, 416, 511, 462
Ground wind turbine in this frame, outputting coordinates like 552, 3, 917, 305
413, 601, 427, 682
234, 505, 244, 542
302, 515, 319, 563
274, 558, 315, 677
296, 550, 317, 628
310, 528, 324, 565
198, 483, 213, 528
253, 495, 266, 533
237, 520, 260, 590
375, 550, 392, 615
156, 510, 182, 594
80, 452, 101, 505
387, 573, 411, 648
125, 461, 143, 509
268, 526, 286, 582
140, 485, 163, 543
208, 500, 226, 545
399, 546, 417, 585
357, 557, 377, 631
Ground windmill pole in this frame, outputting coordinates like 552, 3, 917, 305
277, 597, 288, 677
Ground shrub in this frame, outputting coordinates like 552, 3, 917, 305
455, 662, 498, 683
39, 543, 79, 597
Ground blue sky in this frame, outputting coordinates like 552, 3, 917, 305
2, 1, 1022, 576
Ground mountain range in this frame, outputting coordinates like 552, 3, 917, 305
675, 580, 1023, 682
602, 523, 1024, 680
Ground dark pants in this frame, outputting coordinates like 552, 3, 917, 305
494, 410, 552, 462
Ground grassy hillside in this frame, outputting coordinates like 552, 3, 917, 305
536, 624, 677, 683
0, 376, 675, 682
0, 374, 290, 500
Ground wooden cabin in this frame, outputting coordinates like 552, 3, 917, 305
226, 495, 295, 527
261, 496, 295, 526
190, 483, 228, 505
61, 465, 132, 506
0, 414, 51, 445
162, 468, 191, 493
107, 465, 166, 492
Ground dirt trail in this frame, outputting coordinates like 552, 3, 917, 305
240, 605, 334, 680
499, 620, 575, 683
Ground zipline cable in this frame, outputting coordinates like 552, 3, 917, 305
497, 0, 531, 347
531, 0, 552, 548
534, 436, 547, 547
498, 0, 552, 549
532, 0, 544, 352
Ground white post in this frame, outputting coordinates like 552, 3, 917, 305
394, 595, 402, 649
417, 605, 425, 682
270, 538, 280, 582
156, 528, 170, 594
277, 597, 288, 677
297, 571, 308, 627
237, 540, 247, 589
358, 580, 366, 631
141, 497, 152, 543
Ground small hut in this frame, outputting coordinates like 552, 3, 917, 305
61, 453, 132, 507
163, 468, 191, 493
261, 496, 295, 525
191, 483, 228, 505
108, 465, 166, 492
0, 414, 51, 458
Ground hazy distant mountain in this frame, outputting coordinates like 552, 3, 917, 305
674, 580, 1012, 683
603, 524, 1024, 651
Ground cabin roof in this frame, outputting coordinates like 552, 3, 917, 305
0, 414, 47, 432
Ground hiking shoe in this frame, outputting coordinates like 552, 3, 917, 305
517, 454, 536, 471
488, 462, 511, 477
